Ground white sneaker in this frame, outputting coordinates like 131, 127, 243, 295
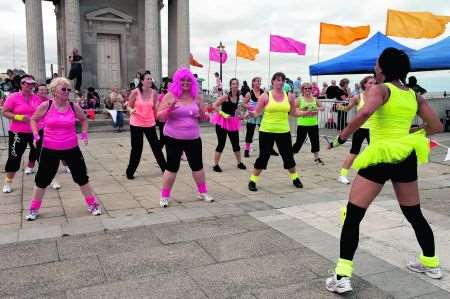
88, 204, 102, 216
64, 166, 71, 174
160, 197, 170, 208
2, 183, 12, 193
325, 273, 352, 294
25, 210, 39, 221
338, 176, 350, 185
407, 261, 443, 279
198, 193, 214, 203
24, 167, 34, 175
51, 180, 61, 190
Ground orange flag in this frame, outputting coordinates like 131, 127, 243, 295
190, 53, 203, 68
236, 41, 259, 61
319, 23, 370, 45
386, 9, 450, 39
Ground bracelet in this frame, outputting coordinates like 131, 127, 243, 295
330, 136, 347, 148
79, 132, 88, 141
14, 114, 25, 121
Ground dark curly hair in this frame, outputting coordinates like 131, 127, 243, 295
378, 47, 410, 85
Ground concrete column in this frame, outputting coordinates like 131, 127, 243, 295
54, 4, 63, 76
175, 0, 190, 70
168, 0, 190, 76
167, 0, 177, 77
144, 0, 162, 86
64, 0, 82, 74
25, 0, 46, 83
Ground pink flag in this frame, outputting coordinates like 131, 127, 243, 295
270, 34, 306, 55
209, 47, 228, 63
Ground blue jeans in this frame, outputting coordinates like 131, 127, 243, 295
113, 111, 124, 128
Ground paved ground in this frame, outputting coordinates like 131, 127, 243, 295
0, 125, 449, 298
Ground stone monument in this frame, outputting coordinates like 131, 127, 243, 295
23, 0, 190, 89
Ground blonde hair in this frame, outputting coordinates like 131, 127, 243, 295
49, 77, 71, 96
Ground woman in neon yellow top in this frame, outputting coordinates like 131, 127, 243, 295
325, 48, 443, 295
292, 82, 325, 164
336, 76, 376, 185
248, 72, 304, 192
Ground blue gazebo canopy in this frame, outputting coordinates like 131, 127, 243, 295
309, 32, 415, 75
410, 36, 450, 71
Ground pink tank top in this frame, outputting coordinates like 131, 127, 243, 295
3, 92, 42, 133
129, 90, 156, 127
43, 102, 78, 150
163, 100, 200, 140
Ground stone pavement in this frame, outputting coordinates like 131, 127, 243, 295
0, 127, 449, 298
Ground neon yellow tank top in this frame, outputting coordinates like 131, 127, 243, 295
297, 96, 318, 126
353, 82, 429, 170
369, 83, 417, 143
260, 91, 290, 133
357, 93, 370, 129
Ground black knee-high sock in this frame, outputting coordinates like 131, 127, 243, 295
340, 202, 367, 261
400, 204, 435, 257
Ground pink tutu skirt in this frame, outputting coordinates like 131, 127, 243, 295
210, 113, 241, 131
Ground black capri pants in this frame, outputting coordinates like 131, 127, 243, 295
35, 146, 89, 188
245, 123, 258, 144
254, 131, 296, 170
293, 125, 320, 153
165, 136, 203, 172
215, 125, 240, 152
5, 131, 37, 173
350, 128, 370, 155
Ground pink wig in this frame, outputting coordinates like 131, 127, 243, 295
168, 68, 198, 98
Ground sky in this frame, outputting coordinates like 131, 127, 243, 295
1, 0, 450, 92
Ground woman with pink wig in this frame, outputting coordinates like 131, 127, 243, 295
157, 68, 212, 208
210, 78, 246, 172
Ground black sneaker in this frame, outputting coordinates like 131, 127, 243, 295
244, 150, 250, 158
248, 181, 258, 192
126, 171, 135, 180
315, 158, 325, 165
213, 165, 223, 172
237, 162, 247, 170
270, 149, 280, 156
293, 178, 303, 188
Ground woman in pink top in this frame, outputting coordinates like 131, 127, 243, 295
157, 68, 212, 208
25, 77, 101, 221
2, 75, 41, 193
126, 73, 166, 179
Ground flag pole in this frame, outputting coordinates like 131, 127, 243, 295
268, 34, 271, 88
207, 59, 211, 98
234, 55, 238, 78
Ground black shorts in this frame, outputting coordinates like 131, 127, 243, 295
358, 151, 417, 184
350, 128, 370, 155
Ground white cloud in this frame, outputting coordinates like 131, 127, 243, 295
1, 0, 450, 90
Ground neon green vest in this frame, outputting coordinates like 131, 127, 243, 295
297, 96, 318, 126
260, 91, 290, 133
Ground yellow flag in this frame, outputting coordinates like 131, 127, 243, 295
386, 9, 450, 38
320, 23, 370, 45
236, 41, 259, 61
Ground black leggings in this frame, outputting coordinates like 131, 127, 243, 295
126, 125, 166, 176
254, 131, 296, 170
350, 128, 370, 155
215, 125, 240, 152
5, 131, 37, 173
68, 68, 82, 91
157, 121, 166, 148
245, 123, 258, 144
293, 125, 320, 153
340, 202, 435, 262
165, 136, 203, 172
337, 110, 348, 131
35, 146, 89, 188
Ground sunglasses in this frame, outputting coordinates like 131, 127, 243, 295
61, 87, 72, 92
303, 87, 312, 90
